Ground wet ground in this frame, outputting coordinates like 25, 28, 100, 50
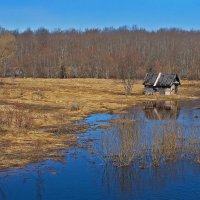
1, 100, 200, 200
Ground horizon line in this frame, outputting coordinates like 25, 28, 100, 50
1, 25, 200, 33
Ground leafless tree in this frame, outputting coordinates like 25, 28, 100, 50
0, 26, 200, 79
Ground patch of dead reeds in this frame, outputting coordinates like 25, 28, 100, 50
0, 131, 75, 169
99, 120, 200, 168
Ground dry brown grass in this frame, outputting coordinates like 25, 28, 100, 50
0, 131, 75, 169
0, 78, 199, 169
0, 78, 198, 126
152, 123, 180, 167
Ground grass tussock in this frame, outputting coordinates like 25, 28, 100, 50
0, 103, 34, 129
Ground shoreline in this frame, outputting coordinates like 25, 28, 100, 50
0, 78, 199, 169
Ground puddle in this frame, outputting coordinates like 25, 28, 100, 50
1, 100, 200, 200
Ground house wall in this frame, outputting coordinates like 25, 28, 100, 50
165, 88, 172, 95
164, 85, 178, 95
144, 87, 154, 95
157, 88, 165, 95
144, 84, 179, 95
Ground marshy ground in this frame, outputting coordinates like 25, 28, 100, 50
0, 78, 200, 169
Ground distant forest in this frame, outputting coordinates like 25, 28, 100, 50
0, 26, 200, 79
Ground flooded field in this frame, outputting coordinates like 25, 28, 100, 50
1, 100, 200, 200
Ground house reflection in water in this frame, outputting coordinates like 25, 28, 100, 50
143, 101, 180, 120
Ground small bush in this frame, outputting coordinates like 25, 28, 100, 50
34, 89, 45, 99
69, 100, 80, 111
0, 103, 34, 129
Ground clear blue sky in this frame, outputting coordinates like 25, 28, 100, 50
1, 0, 200, 31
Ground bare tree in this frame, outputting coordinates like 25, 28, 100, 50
0, 26, 200, 79
118, 53, 136, 95
0, 32, 16, 76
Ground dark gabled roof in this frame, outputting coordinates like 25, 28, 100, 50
143, 73, 158, 86
156, 74, 180, 87
143, 72, 180, 87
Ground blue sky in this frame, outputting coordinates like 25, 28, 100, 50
1, 0, 200, 31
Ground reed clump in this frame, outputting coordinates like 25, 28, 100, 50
100, 120, 142, 167
0, 103, 34, 129
152, 123, 180, 167
99, 120, 200, 168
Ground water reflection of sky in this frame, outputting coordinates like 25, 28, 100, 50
1, 101, 200, 200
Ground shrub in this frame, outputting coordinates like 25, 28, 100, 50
0, 103, 34, 129
69, 100, 80, 111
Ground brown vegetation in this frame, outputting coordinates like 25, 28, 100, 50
1, 27, 200, 79
0, 131, 75, 169
0, 78, 198, 126
100, 120, 142, 167
0, 99, 76, 169
99, 119, 200, 168
0, 78, 199, 169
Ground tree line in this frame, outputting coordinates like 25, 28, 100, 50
0, 26, 200, 79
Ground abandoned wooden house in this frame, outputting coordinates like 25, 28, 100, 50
143, 72, 180, 95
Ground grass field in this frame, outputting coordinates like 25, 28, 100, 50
0, 78, 199, 168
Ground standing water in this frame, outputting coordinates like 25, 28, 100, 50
1, 101, 200, 200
